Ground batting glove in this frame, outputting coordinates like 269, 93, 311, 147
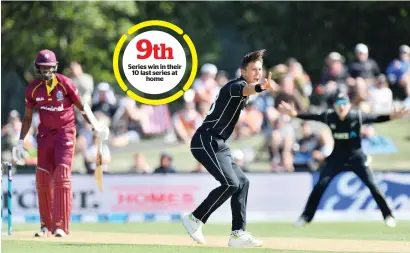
94, 124, 110, 140
12, 140, 28, 165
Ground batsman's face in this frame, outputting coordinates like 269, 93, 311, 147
242, 61, 262, 84
38, 65, 54, 80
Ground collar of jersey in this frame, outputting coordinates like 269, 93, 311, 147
44, 76, 58, 96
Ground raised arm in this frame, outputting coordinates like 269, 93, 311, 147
278, 101, 326, 123
361, 107, 408, 125
241, 72, 278, 96
296, 112, 327, 122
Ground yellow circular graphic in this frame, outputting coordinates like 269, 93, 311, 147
113, 20, 198, 105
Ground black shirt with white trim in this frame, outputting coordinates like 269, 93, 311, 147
296, 109, 390, 157
197, 76, 249, 140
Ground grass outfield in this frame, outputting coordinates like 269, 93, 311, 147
72, 118, 410, 173
3, 222, 410, 253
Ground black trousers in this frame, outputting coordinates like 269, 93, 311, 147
301, 152, 393, 222
190, 131, 249, 231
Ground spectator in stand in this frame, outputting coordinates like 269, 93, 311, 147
321, 52, 350, 86
216, 70, 229, 87
274, 75, 307, 112
346, 44, 380, 108
352, 77, 370, 107
287, 58, 313, 106
129, 152, 152, 174
172, 90, 203, 144
191, 163, 206, 173
69, 62, 95, 130
75, 122, 93, 161
91, 82, 118, 128
1, 110, 37, 165
198, 101, 210, 120
154, 152, 177, 174
84, 132, 111, 174
386, 45, 410, 100
265, 108, 295, 173
368, 74, 394, 114
234, 100, 264, 139
321, 52, 350, 106
69, 62, 94, 106
110, 97, 145, 147
293, 122, 333, 171
192, 63, 219, 105
348, 43, 380, 81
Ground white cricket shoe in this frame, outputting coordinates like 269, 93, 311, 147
294, 216, 308, 227
34, 226, 51, 237
54, 228, 67, 237
384, 216, 396, 228
228, 230, 263, 248
182, 213, 205, 244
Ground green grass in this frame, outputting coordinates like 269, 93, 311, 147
2, 222, 409, 253
71, 118, 410, 173
2, 241, 348, 253
369, 119, 410, 171
6, 221, 410, 241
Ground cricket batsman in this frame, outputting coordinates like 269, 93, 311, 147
11, 49, 109, 237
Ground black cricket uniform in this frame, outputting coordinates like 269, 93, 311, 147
297, 109, 394, 222
190, 76, 250, 231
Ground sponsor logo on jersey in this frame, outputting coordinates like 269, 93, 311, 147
330, 124, 336, 129
36, 97, 45, 102
56, 90, 64, 101
40, 104, 64, 112
349, 131, 358, 138
333, 132, 349, 139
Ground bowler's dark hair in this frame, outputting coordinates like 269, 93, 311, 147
240, 49, 265, 69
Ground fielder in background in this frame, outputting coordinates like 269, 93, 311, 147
278, 92, 408, 228
12, 49, 109, 237
182, 49, 276, 247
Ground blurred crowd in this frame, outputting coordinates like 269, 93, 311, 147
2, 43, 410, 174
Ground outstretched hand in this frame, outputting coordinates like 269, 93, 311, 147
278, 101, 297, 117
390, 106, 409, 120
260, 72, 278, 91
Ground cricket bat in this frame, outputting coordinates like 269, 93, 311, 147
95, 136, 104, 192
83, 103, 104, 192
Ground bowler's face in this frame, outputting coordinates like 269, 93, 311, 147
242, 61, 262, 84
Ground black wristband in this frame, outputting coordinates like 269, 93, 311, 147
255, 84, 265, 93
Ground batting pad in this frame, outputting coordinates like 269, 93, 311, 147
36, 168, 54, 231
53, 164, 72, 234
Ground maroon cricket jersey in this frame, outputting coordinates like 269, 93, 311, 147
25, 73, 81, 134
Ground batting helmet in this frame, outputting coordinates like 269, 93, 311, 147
33, 49, 59, 81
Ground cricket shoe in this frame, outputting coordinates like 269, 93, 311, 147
54, 228, 67, 237
294, 216, 308, 227
384, 215, 397, 228
34, 226, 51, 237
228, 230, 263, 247
181, 213, 205, 244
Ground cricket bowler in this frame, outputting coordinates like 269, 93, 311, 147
182, 49, 276, 247
278, 92, 408, 228
12, 49, 109, 237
